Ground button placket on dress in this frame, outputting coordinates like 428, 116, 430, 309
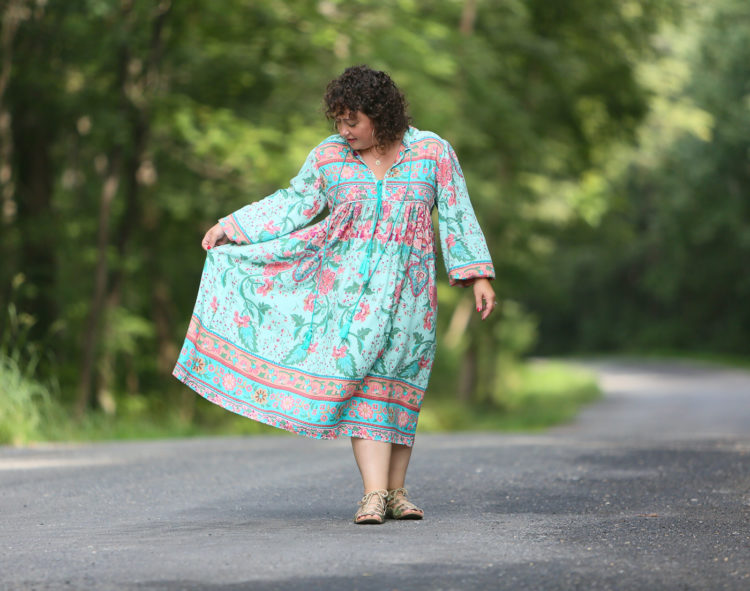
338, 141, 413, 340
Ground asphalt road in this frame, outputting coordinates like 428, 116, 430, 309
1, 359, 749, 591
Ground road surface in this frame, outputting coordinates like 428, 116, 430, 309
1, 359, 748, 590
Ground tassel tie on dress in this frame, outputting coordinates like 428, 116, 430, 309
302, 146, 413, 348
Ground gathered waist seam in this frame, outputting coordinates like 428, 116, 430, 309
331, 198, 429, 208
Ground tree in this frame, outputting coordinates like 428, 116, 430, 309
1, 0, 687, 420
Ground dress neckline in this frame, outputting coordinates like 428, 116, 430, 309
351, 130, 412, 181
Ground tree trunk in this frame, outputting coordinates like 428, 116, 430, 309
76, 151, 122, 418
77, 1, 172, 416
457, 335, 478, 402
98, 0, 172, 403
0, 0, 27, 226
454, 0, 480, 402
2, 2, 58, 343
460, 0, 477, 36
13, 106, 57, 342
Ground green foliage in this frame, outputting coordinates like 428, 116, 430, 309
11, 0, 738, 442
531, 0, 750, 354
418, 360, 601, 433
0, 293, 62, 445
0, 353, 54, 445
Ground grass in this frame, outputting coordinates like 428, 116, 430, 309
417, 359, 601, 433
0, 355, 56, 446
39, 393, 286, 443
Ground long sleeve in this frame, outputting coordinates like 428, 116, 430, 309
435, 140, 495, 286
219, 147, 326, 244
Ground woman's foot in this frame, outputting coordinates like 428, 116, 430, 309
353, 489, 388, 524
386, 487, 424, 520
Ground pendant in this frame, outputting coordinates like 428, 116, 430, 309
375, 159, 381, 166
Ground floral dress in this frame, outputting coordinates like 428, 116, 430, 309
173, 126, 495, 446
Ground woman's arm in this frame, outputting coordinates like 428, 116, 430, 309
215, 145, 327, 246
435, 139, 496, 290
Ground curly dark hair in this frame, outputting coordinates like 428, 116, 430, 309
324, 65, 410, 149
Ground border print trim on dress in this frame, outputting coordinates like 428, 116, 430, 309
448, 261, 495, 284
173, 363, 417, 446
186, 314, 425, 408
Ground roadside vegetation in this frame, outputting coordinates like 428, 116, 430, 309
2, 1, 748, 445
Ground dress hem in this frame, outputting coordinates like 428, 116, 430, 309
173, 364, 416, 447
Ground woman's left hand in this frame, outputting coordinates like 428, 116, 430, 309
472, 278, 498, 320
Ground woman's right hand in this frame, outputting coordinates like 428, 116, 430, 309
202, 223, 230, 251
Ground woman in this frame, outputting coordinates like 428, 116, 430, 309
174, 65, 497, 524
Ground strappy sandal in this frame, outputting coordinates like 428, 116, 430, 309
353, 489, 388, 525
386, 487, 424, 520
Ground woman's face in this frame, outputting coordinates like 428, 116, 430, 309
335, 110, 376, 151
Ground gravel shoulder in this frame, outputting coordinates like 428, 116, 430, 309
1, 359, 749, 591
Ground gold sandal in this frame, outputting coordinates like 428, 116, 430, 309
353, 489, 388, 525
386, 487, 424, 520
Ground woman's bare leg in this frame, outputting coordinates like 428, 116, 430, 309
350, 437, 391, 492
387, 443, 413, 490
386, 441, 424, 518
350, 439, 415, 491
351, 438, 422, 520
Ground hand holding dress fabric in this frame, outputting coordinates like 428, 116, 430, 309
201, 223, 229, 251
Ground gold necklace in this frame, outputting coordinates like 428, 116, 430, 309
363, 145, 385, 166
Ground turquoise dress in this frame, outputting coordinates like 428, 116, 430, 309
173, 127, 495, 446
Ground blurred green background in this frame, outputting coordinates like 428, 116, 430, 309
2, 0, 748, 444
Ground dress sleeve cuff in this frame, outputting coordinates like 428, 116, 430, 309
448, 262, 495, 287
218, 213, 252, 244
